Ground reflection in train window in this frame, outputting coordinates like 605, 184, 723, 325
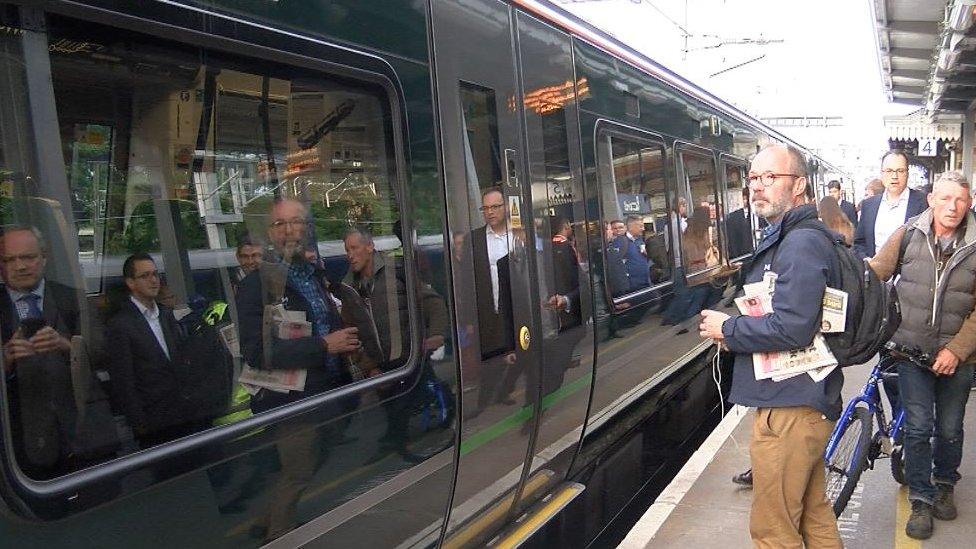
603, 137, 670, 299
0, 13, 413, 479
723, 162, 756, 261
678, 152, 720, 275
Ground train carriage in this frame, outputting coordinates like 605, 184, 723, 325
0, 1, 840, 547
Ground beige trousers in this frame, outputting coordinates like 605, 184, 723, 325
750, 406, 843, 549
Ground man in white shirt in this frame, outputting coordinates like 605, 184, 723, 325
107, 253, 198, 448
854, 151, 927, 259
468, 187, 517, 409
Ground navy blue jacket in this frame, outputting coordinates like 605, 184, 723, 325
616, 234, 651, 291
722, 204, 845, 420
839, 200, 858, 229
853, 189, 927, 259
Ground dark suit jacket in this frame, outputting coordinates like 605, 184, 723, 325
0, 280, 80, 473
550, 238, 581, 331
106, 299, 187, 438
725, 208, 754, 260
605, 237, 630, 298
840, 200, 858, 229
470, 225, 514, 359
236, 262, 347, 413
853, 189, 927, 258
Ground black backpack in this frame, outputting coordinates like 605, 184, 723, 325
784, 219, 901, 366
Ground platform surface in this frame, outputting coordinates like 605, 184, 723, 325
620, 360, 976, 548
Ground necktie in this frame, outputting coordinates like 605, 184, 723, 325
19, 293, 42, 320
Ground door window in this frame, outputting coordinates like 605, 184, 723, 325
678, 151, 721, 275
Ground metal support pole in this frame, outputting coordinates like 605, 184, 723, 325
963, 106, 975, 181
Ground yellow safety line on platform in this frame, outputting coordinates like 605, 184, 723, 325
894, 485, 921, 549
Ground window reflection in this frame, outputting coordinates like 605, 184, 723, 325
603, 139, 670, 300
0, 13, 427, 480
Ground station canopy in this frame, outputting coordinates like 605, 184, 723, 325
872, 0, 976, 113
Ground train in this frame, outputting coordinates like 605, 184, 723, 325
0, 1, 842, 547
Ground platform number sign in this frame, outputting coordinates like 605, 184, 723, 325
918, 137, 937, 157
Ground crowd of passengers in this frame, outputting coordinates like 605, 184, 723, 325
0, 196, 449, 488
699, 145, 976, 545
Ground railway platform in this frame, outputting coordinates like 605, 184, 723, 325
618, 360, 976, 548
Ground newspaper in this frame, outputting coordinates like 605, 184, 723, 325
218, 323, 241, 358
734, 289, 838, 382
242, 304, 312, 393
239, 364, 307, 393
820, 287, 848, 333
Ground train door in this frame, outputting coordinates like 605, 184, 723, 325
431, 0, 583, 544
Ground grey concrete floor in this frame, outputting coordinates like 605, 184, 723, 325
638, 360, 976, 548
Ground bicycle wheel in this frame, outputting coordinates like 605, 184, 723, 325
890, 446, 906, 485
824, 407, 873, 517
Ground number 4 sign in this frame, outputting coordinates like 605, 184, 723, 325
918, 137, 937, 157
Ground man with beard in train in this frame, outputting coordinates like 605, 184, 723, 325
236, 197, 361, 541
698, 143, 843, 548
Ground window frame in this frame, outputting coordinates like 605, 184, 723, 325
673, 142, 723, 282
594, 120, 674, 306
718, 153, 755, 263
0, 3, 424, 511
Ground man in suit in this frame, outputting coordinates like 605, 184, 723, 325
107, 253, 202, 448
0, 225, 80, 478
469, 187, 516, 409
726, 187, 756, 259
827, 180, 858, 228
854, 151, 928, 259
236, 197, 360, 540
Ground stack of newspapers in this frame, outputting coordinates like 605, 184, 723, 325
734, 278, 847, 383
238, 303, 310, 394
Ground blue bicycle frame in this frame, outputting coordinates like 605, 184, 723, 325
824, 358, 904, 463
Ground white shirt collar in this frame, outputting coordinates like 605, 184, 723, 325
487, 225, 509, 238
882, 189, 909, 208
130, 295, 160, 319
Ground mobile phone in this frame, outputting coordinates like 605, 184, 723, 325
19, 318, 47, 339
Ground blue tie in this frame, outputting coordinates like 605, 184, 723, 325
19, 294, 42, 320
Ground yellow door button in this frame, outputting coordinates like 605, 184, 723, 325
519, 326, 531, 351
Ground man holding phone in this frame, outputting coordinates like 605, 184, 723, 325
0, 225, 79, 478
869, 171, 976, 540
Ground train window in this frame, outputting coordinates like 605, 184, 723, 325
722, 162, 755, 261
602, 137, 671, 299
0, 12, 413, 480
677, 151, 721, 276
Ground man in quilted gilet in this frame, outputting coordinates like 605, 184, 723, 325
870, 170, 976, 540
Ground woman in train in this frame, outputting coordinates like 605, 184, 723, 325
818, 196, 854, 247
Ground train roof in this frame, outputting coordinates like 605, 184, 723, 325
513, 0, 845, 174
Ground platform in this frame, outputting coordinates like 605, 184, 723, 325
619, 360, 976, 548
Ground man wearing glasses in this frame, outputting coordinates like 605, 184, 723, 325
236, 197, 360, 540
699, 144, 843, 548
853, 150, 927, 259
107, 252, 205, 449
467, 186, 516, 410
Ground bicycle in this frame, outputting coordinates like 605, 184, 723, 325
823, 348, 923, 517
